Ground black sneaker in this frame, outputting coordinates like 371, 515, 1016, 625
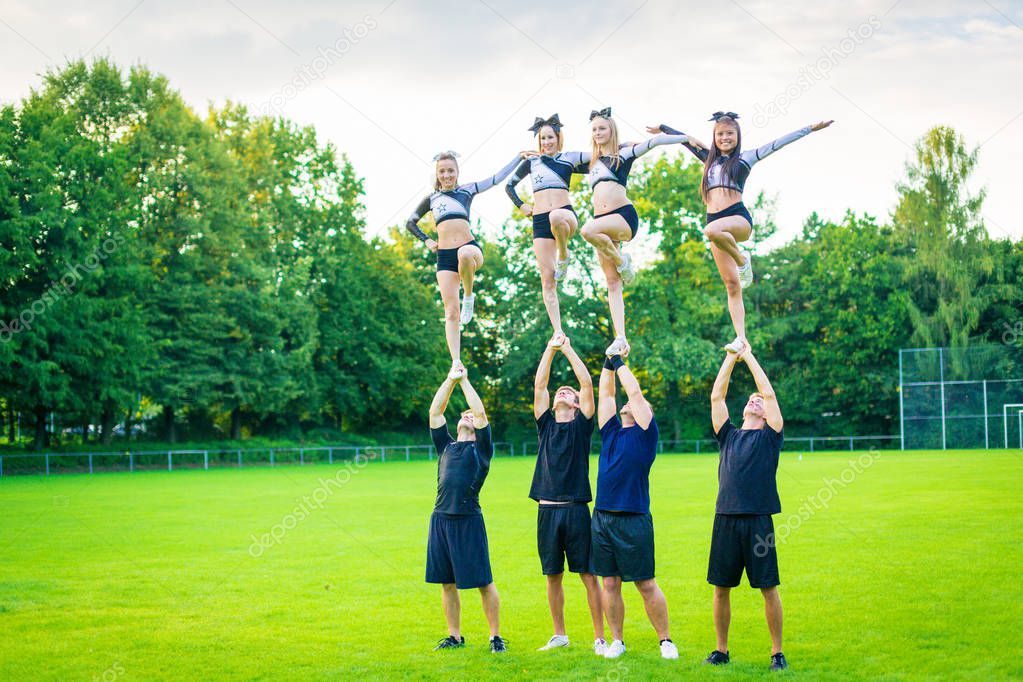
704, 650, 730, 665
490, 635, 507, 653
770, 652, 788, 671
433, 635, 465, 650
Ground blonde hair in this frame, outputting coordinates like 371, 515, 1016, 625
536, 125, 564, 153
434, 153, 459, 190
590, 115, 621, 169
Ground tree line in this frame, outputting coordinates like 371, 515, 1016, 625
1, 59, 1020, 451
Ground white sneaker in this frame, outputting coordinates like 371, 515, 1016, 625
616, 252, 636, 285
605, 336, 629, 357
538, 634, 570, 651
737, 250, 753, 288
459, 293, 476, 325
554, 257, 569, 282
660, 639, 679, 659
603, 639, 626, 659
593, 638, 608, 656
723, 337, 745, 354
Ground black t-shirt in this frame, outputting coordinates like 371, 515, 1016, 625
431, 424, 493, 516
529, 410, 594, 502
714, 419, 783, 515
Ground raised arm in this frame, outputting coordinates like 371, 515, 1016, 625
405, 196, 437, 250
623, 132, 689, 160
533, 342, 557, 419
614, 362, 652, 429
740, 350, 783, 431
504, 159, 530, 208
459, 373, 489, 429
462, 154, 528, 195
559, 338, 594, 419
653, 123, 709, 162
597, 362, 617, 429
429, 375, 459, 428
560, 150, 592, 174
745, 120, 831, 165
710, 353, 740, 433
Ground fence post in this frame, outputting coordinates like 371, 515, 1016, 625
45, 454, 50, 475
167, 451, 172, 472
381, 447, 386, 463
238, 449, 242, 467
0, 455, 4, 477
849, 437, 854, 451
300, 448, 304, 466
328, 447, 334, 464
810, 438, 814, 453
696, 440, 701, 454
203, 450, 209, 470
89, 454, 93, 474
356, 446, 362, 463
428, 445, 434, 461
129, 453, 134, 472
406, 445, 410, 462
270, 449, 275, 467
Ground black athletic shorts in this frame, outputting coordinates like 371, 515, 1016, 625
532, 205, 576, 240
537, 502, 592, 575
705, 201, 753, 229
707, 513, 780, 589
594, 204, 639, 240
425, 511, 493, 589
436, 240, 481, 273
590, 509, 654, 582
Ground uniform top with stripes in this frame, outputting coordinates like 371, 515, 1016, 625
504, 151, 590, 207
586, 133, 689, 189
659, 123, 812, 193
406, 155, 522, 242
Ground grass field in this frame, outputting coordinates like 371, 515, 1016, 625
1, 448, 1021, 681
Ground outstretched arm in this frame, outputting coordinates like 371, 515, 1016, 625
614, 362, 652, 429
652, 124, 709, 162
560, 338, 595, 419
711, 353, 740, 433
746, 121, 831, 164
740, 350, 783, 431
533, 342, 557, 419
597, 362, 617, 429
463, 153, 531, 194
459, 374, 489, 429
429, 375, 459, 428
624, 132, 689, 159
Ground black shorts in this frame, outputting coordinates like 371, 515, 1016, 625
590, 509, 654, 582
705, 201, 753, 229
436, 240, 481, 273
532, 205, 576, 240
707, 514, 780, 589
537, 502, 592, 575
595, 204, 639, 240
425, 511, 493, 589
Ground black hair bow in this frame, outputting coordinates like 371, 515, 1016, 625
708, 111, 740, 121
528, 114, 563, 134
589, 107, 612, 120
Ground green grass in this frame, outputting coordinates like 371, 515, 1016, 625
1, 449, 1021, 681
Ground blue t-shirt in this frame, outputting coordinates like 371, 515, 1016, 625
595, 415, 659, 514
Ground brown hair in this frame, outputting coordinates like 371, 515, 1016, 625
701, 117, 743, 202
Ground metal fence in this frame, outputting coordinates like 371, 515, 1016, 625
0, 435, 900, 477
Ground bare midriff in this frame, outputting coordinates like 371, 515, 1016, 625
533, 187, 572, 215
591, 181, 630, 216
437, 220, 474, 249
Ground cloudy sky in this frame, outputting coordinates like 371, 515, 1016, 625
1, 0, 1021, 245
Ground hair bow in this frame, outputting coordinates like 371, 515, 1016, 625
528, 113, 563, 134
708, 111, 740, 121
589, 107, 612, 120
432, 150, 460, 162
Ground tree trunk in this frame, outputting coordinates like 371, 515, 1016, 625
163, 405, 176, 444
230, 406, 242, 440
124, 407, 134, 443
9, 407, 17, 443
82, 419, 90, 445
33, 405, 48, 451
100, 407, 115, 445
667, 381, 682, 441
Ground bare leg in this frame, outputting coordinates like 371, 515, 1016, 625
710, 244, 746, 344
436, 271, 462, 366
597, 253, 626, 340
532, 238, 563, 336
580, 572, 605, 641
479, 582, 501, 637
762, 587, 783, 655
703, 215, 751, 266
442, 583, 461, 638
549, 208, 578, 261
602, 576, 625, 641
713, 586, 731, 653
457, 244, 484, 298
546, 572, 566, 636
635, 578, 670, 640
581, 214, 631, 268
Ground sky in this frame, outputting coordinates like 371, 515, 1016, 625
1, 0, 1021, 246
